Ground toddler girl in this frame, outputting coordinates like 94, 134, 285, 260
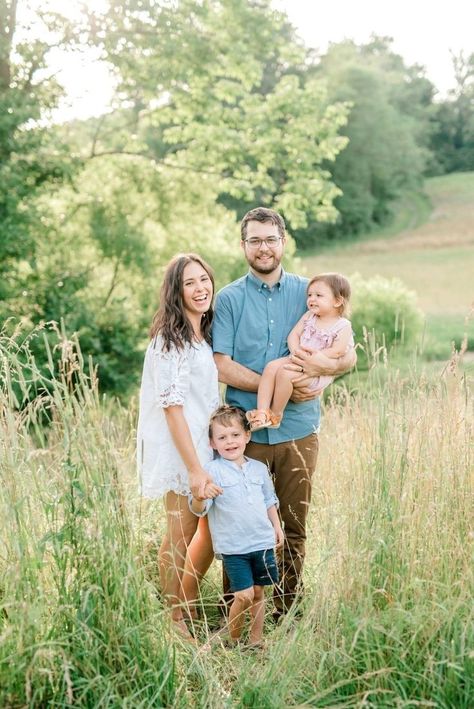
246, 273, 353, 432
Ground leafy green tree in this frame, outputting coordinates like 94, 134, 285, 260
1, 0, 349, 396
0, 2, 154, 396
82, 0, 349, 231
429, 52, 474, 174
294, 38, 433, 247
0, 0, 74, 299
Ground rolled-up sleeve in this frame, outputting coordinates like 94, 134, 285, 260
212, 291, 235, 356
262, 468, 279, 509
188, 496, 213, 517
152, 345, 191, 408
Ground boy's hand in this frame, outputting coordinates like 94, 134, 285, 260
189, 469, 215, 500
203, 482, 223, 499
275, 526, 285, 548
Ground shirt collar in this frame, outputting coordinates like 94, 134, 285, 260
219, 455, 251, 472
247, 268, 286, 292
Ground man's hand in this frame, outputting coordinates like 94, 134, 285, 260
284, 355, 321, 402
189, 469, 222, 500
290, 377, 323, 403
288, 346, 356, 379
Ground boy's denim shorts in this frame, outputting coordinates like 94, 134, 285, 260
222, 548, 279, 592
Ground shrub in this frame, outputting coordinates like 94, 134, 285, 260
350, 274, 423, 363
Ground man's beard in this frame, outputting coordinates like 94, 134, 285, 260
248, 253, 281, 274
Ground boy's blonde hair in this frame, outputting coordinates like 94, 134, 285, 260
209, 405, 249, 439
308, 272, 351, 317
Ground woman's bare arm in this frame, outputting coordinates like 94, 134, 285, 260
164, 406, 222, 499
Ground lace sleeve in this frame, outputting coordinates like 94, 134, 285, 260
152, 342, 191, 408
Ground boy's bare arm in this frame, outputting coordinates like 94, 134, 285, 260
267, 505, 284, 547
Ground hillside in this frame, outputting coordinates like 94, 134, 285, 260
301, 172, 474, 359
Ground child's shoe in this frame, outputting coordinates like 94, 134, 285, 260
246, 409, 282, 432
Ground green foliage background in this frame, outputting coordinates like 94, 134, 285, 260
1, 0, 472, 395
350, 274, 424, 368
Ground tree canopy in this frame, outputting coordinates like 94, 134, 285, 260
1, 1, 470, 395
1, 0, 348, 395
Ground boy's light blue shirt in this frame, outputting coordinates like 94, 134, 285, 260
212, 269, 320, 443
189, 456, 279, 555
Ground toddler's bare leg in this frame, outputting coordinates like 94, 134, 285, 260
257, 357, 291, 411
249, 585, 265, 644
271, 365, 299, 417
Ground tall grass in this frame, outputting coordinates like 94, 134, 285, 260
1, 327, 472, 707
0, 327, 175, 707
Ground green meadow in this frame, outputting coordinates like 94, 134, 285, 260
0, 173, 473, 707
301, 173, 474, 365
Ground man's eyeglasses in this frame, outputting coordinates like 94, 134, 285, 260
243, 236, 283, 249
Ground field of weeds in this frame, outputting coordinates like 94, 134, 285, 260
1, 329, 472, 707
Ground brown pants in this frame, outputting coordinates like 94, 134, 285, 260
222, 432, 319, 617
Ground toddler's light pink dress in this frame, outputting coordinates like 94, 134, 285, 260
299, 315, 353, 391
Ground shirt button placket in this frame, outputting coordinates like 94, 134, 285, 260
267, 292, 274, 354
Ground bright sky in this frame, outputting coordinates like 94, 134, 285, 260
19, 0, 474, 121
276, 0, 474, 96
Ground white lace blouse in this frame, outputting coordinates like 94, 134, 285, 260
137, 335, 220, 498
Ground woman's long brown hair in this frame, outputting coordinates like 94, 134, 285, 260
149, 253, 215, 351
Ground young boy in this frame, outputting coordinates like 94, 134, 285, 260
190, 405, 284, 647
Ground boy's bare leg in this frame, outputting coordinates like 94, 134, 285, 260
249, 585, 265, 645
228, 587, 254, 641
271, 366, 299, 417
257, 357, 291, 412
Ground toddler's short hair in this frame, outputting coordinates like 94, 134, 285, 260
209, 405, 249, 438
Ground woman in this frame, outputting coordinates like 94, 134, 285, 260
137, 253, 221, 638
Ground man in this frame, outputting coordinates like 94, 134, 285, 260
212, 207, 355, 620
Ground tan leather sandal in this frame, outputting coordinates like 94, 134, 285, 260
246, 409, 282, 432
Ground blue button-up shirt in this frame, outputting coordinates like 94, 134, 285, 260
190, 456, 279, 555
212, 269, 320, 443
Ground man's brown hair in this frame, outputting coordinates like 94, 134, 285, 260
240, 207, 286, 241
